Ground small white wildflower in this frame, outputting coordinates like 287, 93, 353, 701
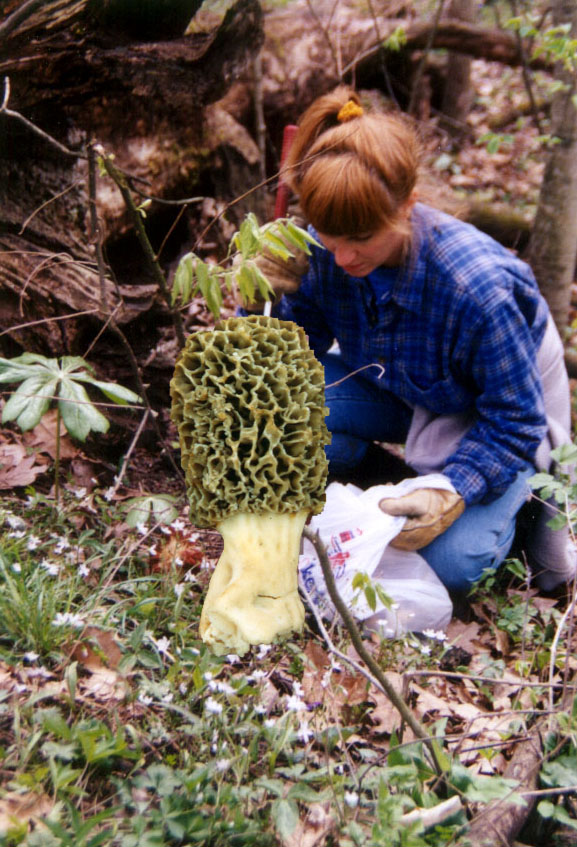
174, 556, 184, 568
103, 487, 116, 502
200, 557, 212, 570
216, 758, 232, 772
285, 694, 305, 712
256, 644, 271, 659
162, 693, 174, 703
23, 651, 39, 663
40, 560, 60, 576
179, 682, 188, 695
247, 669, 266, 683
292, 680, 304, 698
154, 636, 171, 656
203, 671, 213, 681
136, 523, 148, 536
73, 487, 87, 500
26, 535, 41, 551
226, 654, 240, 664
254, 704, 267, 715
6, 515, 26, 530
174, 583, 185, 598
205, 697, 223, 715
171, 519, 186, 532
52, 612, 85, 629
296, 721, 314, 743
264, 718, 276, 728
420, 644, 431, 655
209, 680, 234, 695
160, 525, 171, 535
78, 563, 90, 578
53, 537, 70, 554
344, 791, 359, 809
184, 570, 197, 582
15, 683, 28, 693
8, 530, 25, 539
12, 563, 21, 574
138, 693, 153, 705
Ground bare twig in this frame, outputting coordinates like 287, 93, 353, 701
303, 526, 447, 775
96, 146, 186, 349
86, 141, 185, 484
408, 0, 447, 116
1, 77, 84, 159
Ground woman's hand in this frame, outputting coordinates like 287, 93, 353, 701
379, 487, 465, 550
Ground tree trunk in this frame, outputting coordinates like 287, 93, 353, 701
526, 0, 577, 333
440, 0, 476, 138
0, 0, 264, 357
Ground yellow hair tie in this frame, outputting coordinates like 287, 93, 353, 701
337, 100, 364, 123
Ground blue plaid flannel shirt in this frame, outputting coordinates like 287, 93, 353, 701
277, 203, 549, 505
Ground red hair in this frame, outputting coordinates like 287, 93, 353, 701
284, 86, 420, 237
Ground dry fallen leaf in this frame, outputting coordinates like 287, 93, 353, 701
79, 668, 130, 702
0, 792, 53, 835
70, 626, 123, 670
280, 803, 336, 847
0, 443, 49, 489
23, 409, 79, 460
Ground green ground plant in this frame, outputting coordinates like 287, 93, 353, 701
0, 474, 575, 845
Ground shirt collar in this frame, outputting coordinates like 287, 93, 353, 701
365, 203, 430, 315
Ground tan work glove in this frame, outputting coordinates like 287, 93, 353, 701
379, 487, 465, 551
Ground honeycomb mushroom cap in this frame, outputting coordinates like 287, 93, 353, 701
170, 315, 330, 527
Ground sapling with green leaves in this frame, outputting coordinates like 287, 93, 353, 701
0, 353, 141, 502
171, 212, 321, 317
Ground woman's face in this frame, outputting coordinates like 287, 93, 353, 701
316, 224, 408, 276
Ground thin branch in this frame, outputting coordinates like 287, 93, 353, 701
1, 77, 84, 159
302, 526, 447, 775
19, 179, 82, 235
97, 146, 186, 349
108, 409, 151, 497
86, 142, 185, 484
408, 0, 447, 116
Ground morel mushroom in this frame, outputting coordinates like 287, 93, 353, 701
170, 315, 330, 656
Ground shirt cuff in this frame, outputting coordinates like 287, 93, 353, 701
443, 463, 488, 505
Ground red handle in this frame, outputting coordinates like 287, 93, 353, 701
273, 124, 298, 220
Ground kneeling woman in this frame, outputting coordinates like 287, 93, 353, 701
272, 86, 575, 594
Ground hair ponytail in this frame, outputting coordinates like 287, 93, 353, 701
283, 86, 420, 237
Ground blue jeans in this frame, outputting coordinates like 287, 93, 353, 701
322, 353, 533, 593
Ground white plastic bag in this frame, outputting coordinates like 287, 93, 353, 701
299, 478, 453, 636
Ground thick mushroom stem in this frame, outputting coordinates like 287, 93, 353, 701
199, 509, 308, 656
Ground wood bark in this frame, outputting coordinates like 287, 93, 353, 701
0, 0, 264, 356
526, 0, 577, 334
460, 721, 543, 846
440, 0, 476, 137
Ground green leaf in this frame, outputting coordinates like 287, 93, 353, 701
540, 752, 577, 788
195, 261, 223, 318
272, 799, 299, 840
172, 253, 194, 305
124, 494, 179, 527
551, 443, 577, 465
59, 379, 109, 441
82, 378, 141, 406
2, 375, 55, 430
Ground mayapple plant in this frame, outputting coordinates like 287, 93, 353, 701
0, 353, 141, 503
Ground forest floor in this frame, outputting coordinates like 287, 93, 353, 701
1, 56, 577, 847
